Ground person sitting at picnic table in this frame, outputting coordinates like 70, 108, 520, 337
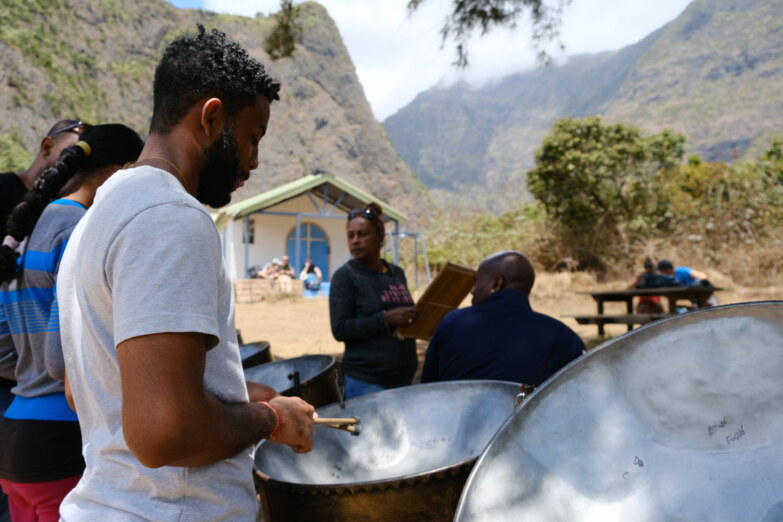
657, 259, 718, 306
657, 259, 709, 286
628, 257, 664, 313
421, 250, 584, 387
299, 256, 322, 290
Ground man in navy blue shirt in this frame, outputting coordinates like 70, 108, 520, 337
421, 251, 584, 387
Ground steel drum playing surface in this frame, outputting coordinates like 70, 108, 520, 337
255, 381, 520, 521
256, 380, 519, 485
456, 301, 783, 521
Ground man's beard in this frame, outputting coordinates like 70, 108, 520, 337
196, 122, 247, 208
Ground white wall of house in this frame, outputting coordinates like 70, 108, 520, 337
220, 194, 351, 281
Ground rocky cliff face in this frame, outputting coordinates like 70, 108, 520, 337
383, 0, 783, 210
0, 0, 430, 224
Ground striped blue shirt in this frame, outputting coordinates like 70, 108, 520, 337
0, 199, 85, 417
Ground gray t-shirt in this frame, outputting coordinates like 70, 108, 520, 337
58, 166, 256, 521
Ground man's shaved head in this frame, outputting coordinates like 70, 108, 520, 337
472, 251, 535, 305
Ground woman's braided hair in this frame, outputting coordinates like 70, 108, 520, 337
0, 124, 143, 283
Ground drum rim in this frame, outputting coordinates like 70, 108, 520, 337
260, 457, 476, 495
244, 354, 336, 385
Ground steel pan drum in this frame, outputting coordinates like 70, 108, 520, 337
456, 301, 783, 521
239, 341, 272, 369
244, 354, 339, 408
256, 381, 520, 522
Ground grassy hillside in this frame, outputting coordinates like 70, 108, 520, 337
0, 0, 431, 223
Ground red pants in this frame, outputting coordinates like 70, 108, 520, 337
0, 476, 80, 522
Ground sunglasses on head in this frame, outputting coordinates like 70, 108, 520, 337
347, 208, 379, 220
48, 121, 89, 138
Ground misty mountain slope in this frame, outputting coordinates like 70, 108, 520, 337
384, 0, 783, 209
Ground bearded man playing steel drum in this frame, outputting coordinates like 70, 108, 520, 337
57, 26, 314, 521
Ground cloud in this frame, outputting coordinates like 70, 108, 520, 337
193, 0, 691, 121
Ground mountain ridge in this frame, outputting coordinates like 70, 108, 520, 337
383, 0, 783, 210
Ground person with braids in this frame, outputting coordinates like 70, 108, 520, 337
421, 251, 584, 386
0, 122, 90, 520
329, 203, 420, 399
56, 25, 314, 521
0, 123, 143, 522
0, 120, 90, 240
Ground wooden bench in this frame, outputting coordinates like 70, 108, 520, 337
564, 313, 668, 329
571, 286, 722, 336
234, 278, 304, 303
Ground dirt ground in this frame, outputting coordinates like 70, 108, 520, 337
236, 272, 783, 361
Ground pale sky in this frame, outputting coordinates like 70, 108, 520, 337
168, 0, 692, 121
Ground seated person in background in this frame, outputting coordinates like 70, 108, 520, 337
421, 250, 585, 387
277, 255, 294, 277
299, 256, 322, 290
259, 258, 281, 279
629, 257, 664, 313
657, 259, 718, 307
657, 259, 708, 286
276, 255, 294, 293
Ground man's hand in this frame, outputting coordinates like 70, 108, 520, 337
266, 396, 315, 454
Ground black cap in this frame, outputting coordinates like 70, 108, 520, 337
657, 259, 673, 271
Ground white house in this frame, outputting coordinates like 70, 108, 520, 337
213, 173, 407, 281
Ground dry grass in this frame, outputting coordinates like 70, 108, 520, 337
235, 272, 783, 360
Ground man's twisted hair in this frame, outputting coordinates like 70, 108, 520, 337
150, 25, 281, 134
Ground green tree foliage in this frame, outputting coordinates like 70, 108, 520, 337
527, 116, 684, 267
408, 0, 571, 67
266, 0, 569, 66
264, 0, 302, 60
666, 143, 783, 252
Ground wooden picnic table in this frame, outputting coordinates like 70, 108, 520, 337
566, 286, 721, 336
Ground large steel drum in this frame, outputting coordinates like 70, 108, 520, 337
244, 354, 340, 408
456, 301, 783, 521
256, 381, 520, 522
239, 341, 272, 369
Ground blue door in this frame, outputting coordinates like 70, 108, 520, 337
287, 223, 330, 281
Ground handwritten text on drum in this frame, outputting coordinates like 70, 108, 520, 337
707, 417, 728, 436
725, 425, 745, 445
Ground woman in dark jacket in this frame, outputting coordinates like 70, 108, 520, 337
329, 203, 418, 399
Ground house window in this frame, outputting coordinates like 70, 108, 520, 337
243, 219, 255, 244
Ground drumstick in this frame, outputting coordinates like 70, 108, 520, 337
314, 417, 359, 426
313, 416, 361, 435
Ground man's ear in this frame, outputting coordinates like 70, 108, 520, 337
491, 275, 505, 293
39, 136, 56, 158
200, 98, 225, 141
